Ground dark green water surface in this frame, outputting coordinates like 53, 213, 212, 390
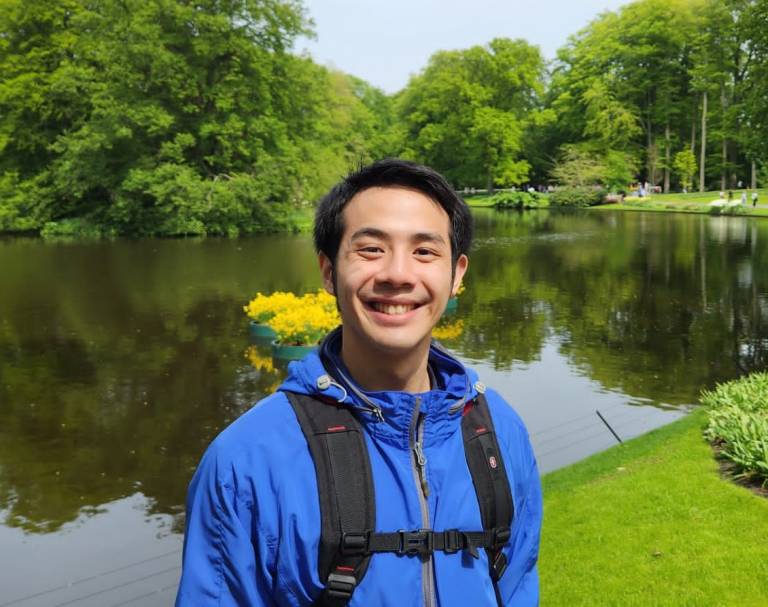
1, 209, 767, 605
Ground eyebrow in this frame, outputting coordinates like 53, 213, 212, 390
350, 227, 447, 246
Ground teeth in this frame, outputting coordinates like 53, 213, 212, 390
372, 302, 415, 315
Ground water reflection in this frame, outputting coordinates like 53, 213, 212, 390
1, 210, 768, 543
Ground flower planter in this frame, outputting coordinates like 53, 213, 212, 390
249, 321, 277, 342
271, 340, 317, 362
443, 297, 459, 315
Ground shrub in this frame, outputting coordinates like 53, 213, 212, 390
549, 187, 607, 207
40, 218, 113, 240
490, 191, 547, 210
702, 372, 768, 487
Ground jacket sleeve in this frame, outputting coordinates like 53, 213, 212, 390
175, 443, 278, 607
491, 401, 543, 607
500, 458, 542, 606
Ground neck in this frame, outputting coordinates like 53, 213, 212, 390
340, 331, 432, 393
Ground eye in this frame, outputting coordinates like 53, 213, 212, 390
415, 247, 437, 257
357, 245, 383, 257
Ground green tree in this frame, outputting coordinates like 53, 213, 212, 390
397, 38, 546, 189
0, 0, 394, 236
673, 148, 697, 191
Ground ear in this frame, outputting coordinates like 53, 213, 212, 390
451, 254, 468, 296
318, 252, 334, 295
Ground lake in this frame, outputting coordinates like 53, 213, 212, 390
2, 208, 767, 606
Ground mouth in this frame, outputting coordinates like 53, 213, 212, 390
367, 301, 421, 316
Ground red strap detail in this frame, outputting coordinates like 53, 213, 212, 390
327, 425, 347, 432
475, 426, 487, 434
336, 565, 355, 572
461, 400, 475, 416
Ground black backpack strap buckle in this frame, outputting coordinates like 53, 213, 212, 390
491, 551, 508, 580
493, 526, 511, 548
443, 529, 461, 554
324, 571, 357, 604
398, 529, 434, 556
340, 531, 370, 556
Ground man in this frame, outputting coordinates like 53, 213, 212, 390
176, 159, 542, 606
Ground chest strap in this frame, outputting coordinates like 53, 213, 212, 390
286, 390, 513, 607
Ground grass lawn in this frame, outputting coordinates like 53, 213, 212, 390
540, 409, 768, 606
594, 188, 768, 218
463, 193, 498, 207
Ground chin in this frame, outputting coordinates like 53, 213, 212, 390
366, 327, 433, 354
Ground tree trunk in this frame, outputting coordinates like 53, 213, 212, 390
752, 160, 757, 189
486, 172, 494, 194
699, 91, 707, 192
720, 86, 727, 191
690, 108, 696, 154
663, 123, 671, 193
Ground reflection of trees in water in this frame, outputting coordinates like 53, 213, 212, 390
454, 211, 768, 404
0, 296, 288, 534
2, 214, 768, 532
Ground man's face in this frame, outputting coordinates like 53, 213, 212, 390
319, 186, 468, 357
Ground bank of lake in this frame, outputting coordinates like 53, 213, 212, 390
465, 188, 768, 219
540, 408, 768, 606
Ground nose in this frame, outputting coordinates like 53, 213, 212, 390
375, 249, 416, 289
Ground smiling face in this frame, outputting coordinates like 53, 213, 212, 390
319, 186, 468, 361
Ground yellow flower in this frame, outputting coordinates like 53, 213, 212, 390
243, 291, 300, 323
244, 346, 275, 373
432, 319, 464, 341
267, 292, 341, 345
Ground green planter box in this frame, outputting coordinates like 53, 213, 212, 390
271, 340, 317, 362
443, 297, 459, 315
249, 321, 277, 342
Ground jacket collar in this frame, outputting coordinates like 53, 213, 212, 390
278, 327, 481, 448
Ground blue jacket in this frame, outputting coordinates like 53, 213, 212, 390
176, 335, 542, 606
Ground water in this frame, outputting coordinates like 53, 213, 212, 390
2, 209, 767, 605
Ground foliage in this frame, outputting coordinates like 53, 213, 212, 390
0, 0, 396, 236
545, 0, 768, 192
40, 218, 113, 240
673, 149, 697, 191
550, 147, 606, 188
489, 191, 547, 210
549, 187, 607, 207
542, 410, 768, 605
396, 38, 546, 189
550, 146, 636, 192
702, 372, 768, 487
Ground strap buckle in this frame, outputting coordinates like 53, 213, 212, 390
325, 572, 357, 601
493, 526, 511, 547
340, 531, 370, 555
398, 529, 433, 556
443, 529, 462, 554
491, 551, 508, 580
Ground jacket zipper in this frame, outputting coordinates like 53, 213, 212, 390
410, 398, 436, 607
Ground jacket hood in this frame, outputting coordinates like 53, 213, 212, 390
277, 327, 482, 447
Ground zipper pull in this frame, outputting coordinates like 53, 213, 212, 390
414, 441, 429, 497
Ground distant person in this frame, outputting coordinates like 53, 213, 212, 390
753, 191, 759, 207
727, 190, 733, 202
741, 191, 747, 205
719, 191, 725, 200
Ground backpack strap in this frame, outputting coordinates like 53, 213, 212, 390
461, 393, 515, 594
287, 390, 514, 606
286, 392, 375, 607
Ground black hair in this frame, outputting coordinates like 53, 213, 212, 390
313, 158, 473, 268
